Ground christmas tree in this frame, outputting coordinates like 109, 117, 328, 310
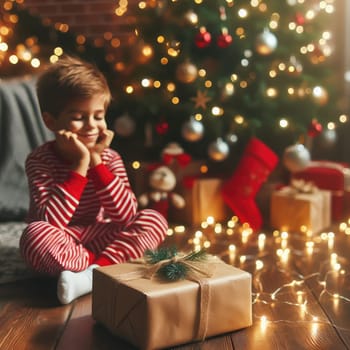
0, 0, 342, 167
109, 0, 340, 165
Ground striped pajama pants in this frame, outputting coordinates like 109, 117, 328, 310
20, 209, 168, 276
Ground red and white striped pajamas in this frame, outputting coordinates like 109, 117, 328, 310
20, 141, 168, 276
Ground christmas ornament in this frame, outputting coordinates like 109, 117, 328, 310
155, 121, 169, 135
181, 117, 204, 142
255, 29, 278, 55
113, 114, 135, 137
307, 119, 323, 137
295, 12, 306, 25
319, 129, 337, 148
312, 86, 329, 105
208, 138, 229, 161
217, 28, 233, 48
191, 90, 211, 109
184, 10, 198, 25
195, 27, 211, 48
283, 143, 311, 172
222, 138, 279, 230
176, 61, 198, 84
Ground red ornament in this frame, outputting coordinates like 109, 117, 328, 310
295, 12, 306, 25
155, 121, 169, 135
307, 119, 323, 137
195, 27, 211, 48
217, 32, 233, 48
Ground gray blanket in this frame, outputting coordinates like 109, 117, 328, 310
0, 221, 33, 284
0, 76, 53, 221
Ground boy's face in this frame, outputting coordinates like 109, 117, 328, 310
45, 94, 108, 149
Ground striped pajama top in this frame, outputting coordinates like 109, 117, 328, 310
25, 141, 138, 229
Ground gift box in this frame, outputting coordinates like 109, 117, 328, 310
170, 177, 231, 225
270, 186, 331, 233
92, 258, 252, 350
292, 161, 350, 221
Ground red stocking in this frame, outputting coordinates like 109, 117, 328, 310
222, 137, 279, 230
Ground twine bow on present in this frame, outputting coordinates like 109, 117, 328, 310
117, 248, 217, 341
142, 248, 215, 281
143, 248, 216, 341
290, 178, 318, 194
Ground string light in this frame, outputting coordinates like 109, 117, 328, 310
164, 211, 350, 333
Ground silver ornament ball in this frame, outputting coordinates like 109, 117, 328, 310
181, 117, 204, 142
319, 129, 337, 148
255, 29, 278, 55
114, 114, 135, 137
208, 138, 230, 161
312, 86, 329, 106
283, 143, 311, 172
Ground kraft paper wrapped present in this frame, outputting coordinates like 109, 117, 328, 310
92, 257, 252, 350
292, 161, 350, 221
170, 177, 231, 225
270, 182, 331, 233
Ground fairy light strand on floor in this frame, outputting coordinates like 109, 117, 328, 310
166, 215, 350, 333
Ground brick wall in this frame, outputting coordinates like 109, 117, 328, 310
22, 0, 138, 43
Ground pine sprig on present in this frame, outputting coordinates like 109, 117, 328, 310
158, 262, 189, 282
144, 246, 178, 264
183, 249, 207, 262
144, 247, 208, 282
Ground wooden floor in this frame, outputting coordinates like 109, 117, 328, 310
1, 224, 350, 350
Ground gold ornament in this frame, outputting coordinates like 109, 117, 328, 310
175, 61, 198, 84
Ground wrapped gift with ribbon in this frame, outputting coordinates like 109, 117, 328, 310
170, 177, 231, 225
292, 160, 350, 221
92, 248, 252, 350
270, 179, 331, 233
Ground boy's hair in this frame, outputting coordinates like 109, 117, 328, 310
36, 55, 112, 117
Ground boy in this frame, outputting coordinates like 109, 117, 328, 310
20, 55, 168, 304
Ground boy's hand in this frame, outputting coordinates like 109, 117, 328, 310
55, 130, 90, 175
90, 129, 114, 167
